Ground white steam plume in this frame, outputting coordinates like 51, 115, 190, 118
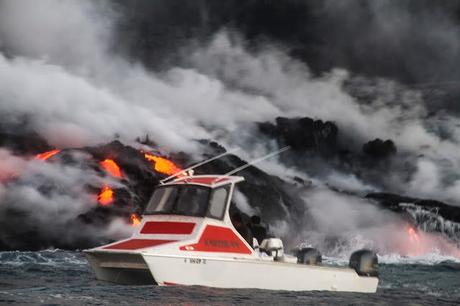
2, 0, 460, 190
0, 149, 132, 249
0, 0, 460, 257
296, 188, 460, 259
189, 32, 460, 205
0, 0, 280, 152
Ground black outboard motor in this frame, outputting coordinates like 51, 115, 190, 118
349, 250, 378, 277
296, 247, 322, 265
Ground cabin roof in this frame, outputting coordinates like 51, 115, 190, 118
163, 175, 244, 188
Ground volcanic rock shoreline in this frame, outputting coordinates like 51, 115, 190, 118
0, 116, 460, 251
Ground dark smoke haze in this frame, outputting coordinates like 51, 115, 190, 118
0, 0, 460, 259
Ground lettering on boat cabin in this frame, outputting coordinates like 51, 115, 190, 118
204, 239, 240, 249
179, 225, 252, 254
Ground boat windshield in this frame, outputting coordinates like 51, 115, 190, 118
144, 185, 211, 217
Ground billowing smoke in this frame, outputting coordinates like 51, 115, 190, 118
308, 0, 460, 85
0, 148, 132, 249
188, 31, 460, 207
0, 0, 459, 258
293, 188, 460, 259
0, 0, 207, 151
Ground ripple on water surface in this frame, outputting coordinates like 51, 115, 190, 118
0, 250, 459, 305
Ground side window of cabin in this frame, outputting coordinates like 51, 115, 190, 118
145, 187, 177, 213
207, 187, 229, 220
159, 187, 178, 212
146, 188, 164, 212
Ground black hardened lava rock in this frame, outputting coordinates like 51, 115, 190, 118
259, 116, 338, 152
367, 192, 460, 224
362, 139, 397, 159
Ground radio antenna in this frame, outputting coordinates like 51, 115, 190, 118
160, 148, 241, 184
213, 146, 290, 183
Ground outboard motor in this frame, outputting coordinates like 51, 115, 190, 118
296, 247, 322, 265
260, 238, 284, 259
349, 249, 378, 277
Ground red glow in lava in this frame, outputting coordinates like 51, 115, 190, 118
144, 153, 182, 176
99, 159, 123, 178
408, 226, 420, 243
130, 213, 141, 226
396, 224, 460, 258
36, 149, 61, 161
97, 186, 114, 206
405, 225, 423, 256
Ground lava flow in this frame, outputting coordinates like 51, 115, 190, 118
97, 186, 114, 206
130, 213, 141, 226
144, 153, 182, 176
408, 226, 420, 243
406, 225, 422, 255
99, 159, 123, 178
97, 159, 122, 206
36, 149, 61, 161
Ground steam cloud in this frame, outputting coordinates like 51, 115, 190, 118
0, 148, 132, 249
0, 0, 459, 258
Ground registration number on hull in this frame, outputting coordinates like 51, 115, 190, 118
184, 258, 207, 264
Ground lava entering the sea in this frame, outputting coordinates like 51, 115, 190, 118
408, 226, 420, 243
144, 153, 182, 176
406, 226, 422, 255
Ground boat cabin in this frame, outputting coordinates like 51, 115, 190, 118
85, 174, 379, 292
96, 175, 256, 257
144, 175, 242, 221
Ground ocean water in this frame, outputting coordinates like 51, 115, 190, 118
0, 250, 459, 305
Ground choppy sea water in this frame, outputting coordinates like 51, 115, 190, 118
1, 250, 459, 305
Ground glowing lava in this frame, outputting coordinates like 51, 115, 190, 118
36, 149, 61, 161
97, 186, 114, 206
408, 226, 420, 243
130, 213, 141, 226
97, 160, 122, 206
144, 153, 182, 176
99, 159, 123, 178
406, 225, 423, 255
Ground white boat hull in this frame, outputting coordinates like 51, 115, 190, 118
85, 251, 155, 285
85, 176, 379, 293
143, 254, 378, 293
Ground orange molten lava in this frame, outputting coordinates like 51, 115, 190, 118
97, 186, 114, 206
99, 159, 123, 178
144, 153, 182, 176
130, 213, 141, 226
36, 149, 61, 161
408, 226, 420, 243
406, 225, 423, 255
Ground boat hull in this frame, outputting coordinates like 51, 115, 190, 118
142, 254, 378, 293
85, 251, 155, 285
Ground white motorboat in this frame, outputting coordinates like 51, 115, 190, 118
85, 172, 379, 293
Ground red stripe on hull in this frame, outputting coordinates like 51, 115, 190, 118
140, 222, 195, 235
163, 281, 180, 286
175, 176, 229, 186
180, 225, 252, 254
103, 239, 175, 250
